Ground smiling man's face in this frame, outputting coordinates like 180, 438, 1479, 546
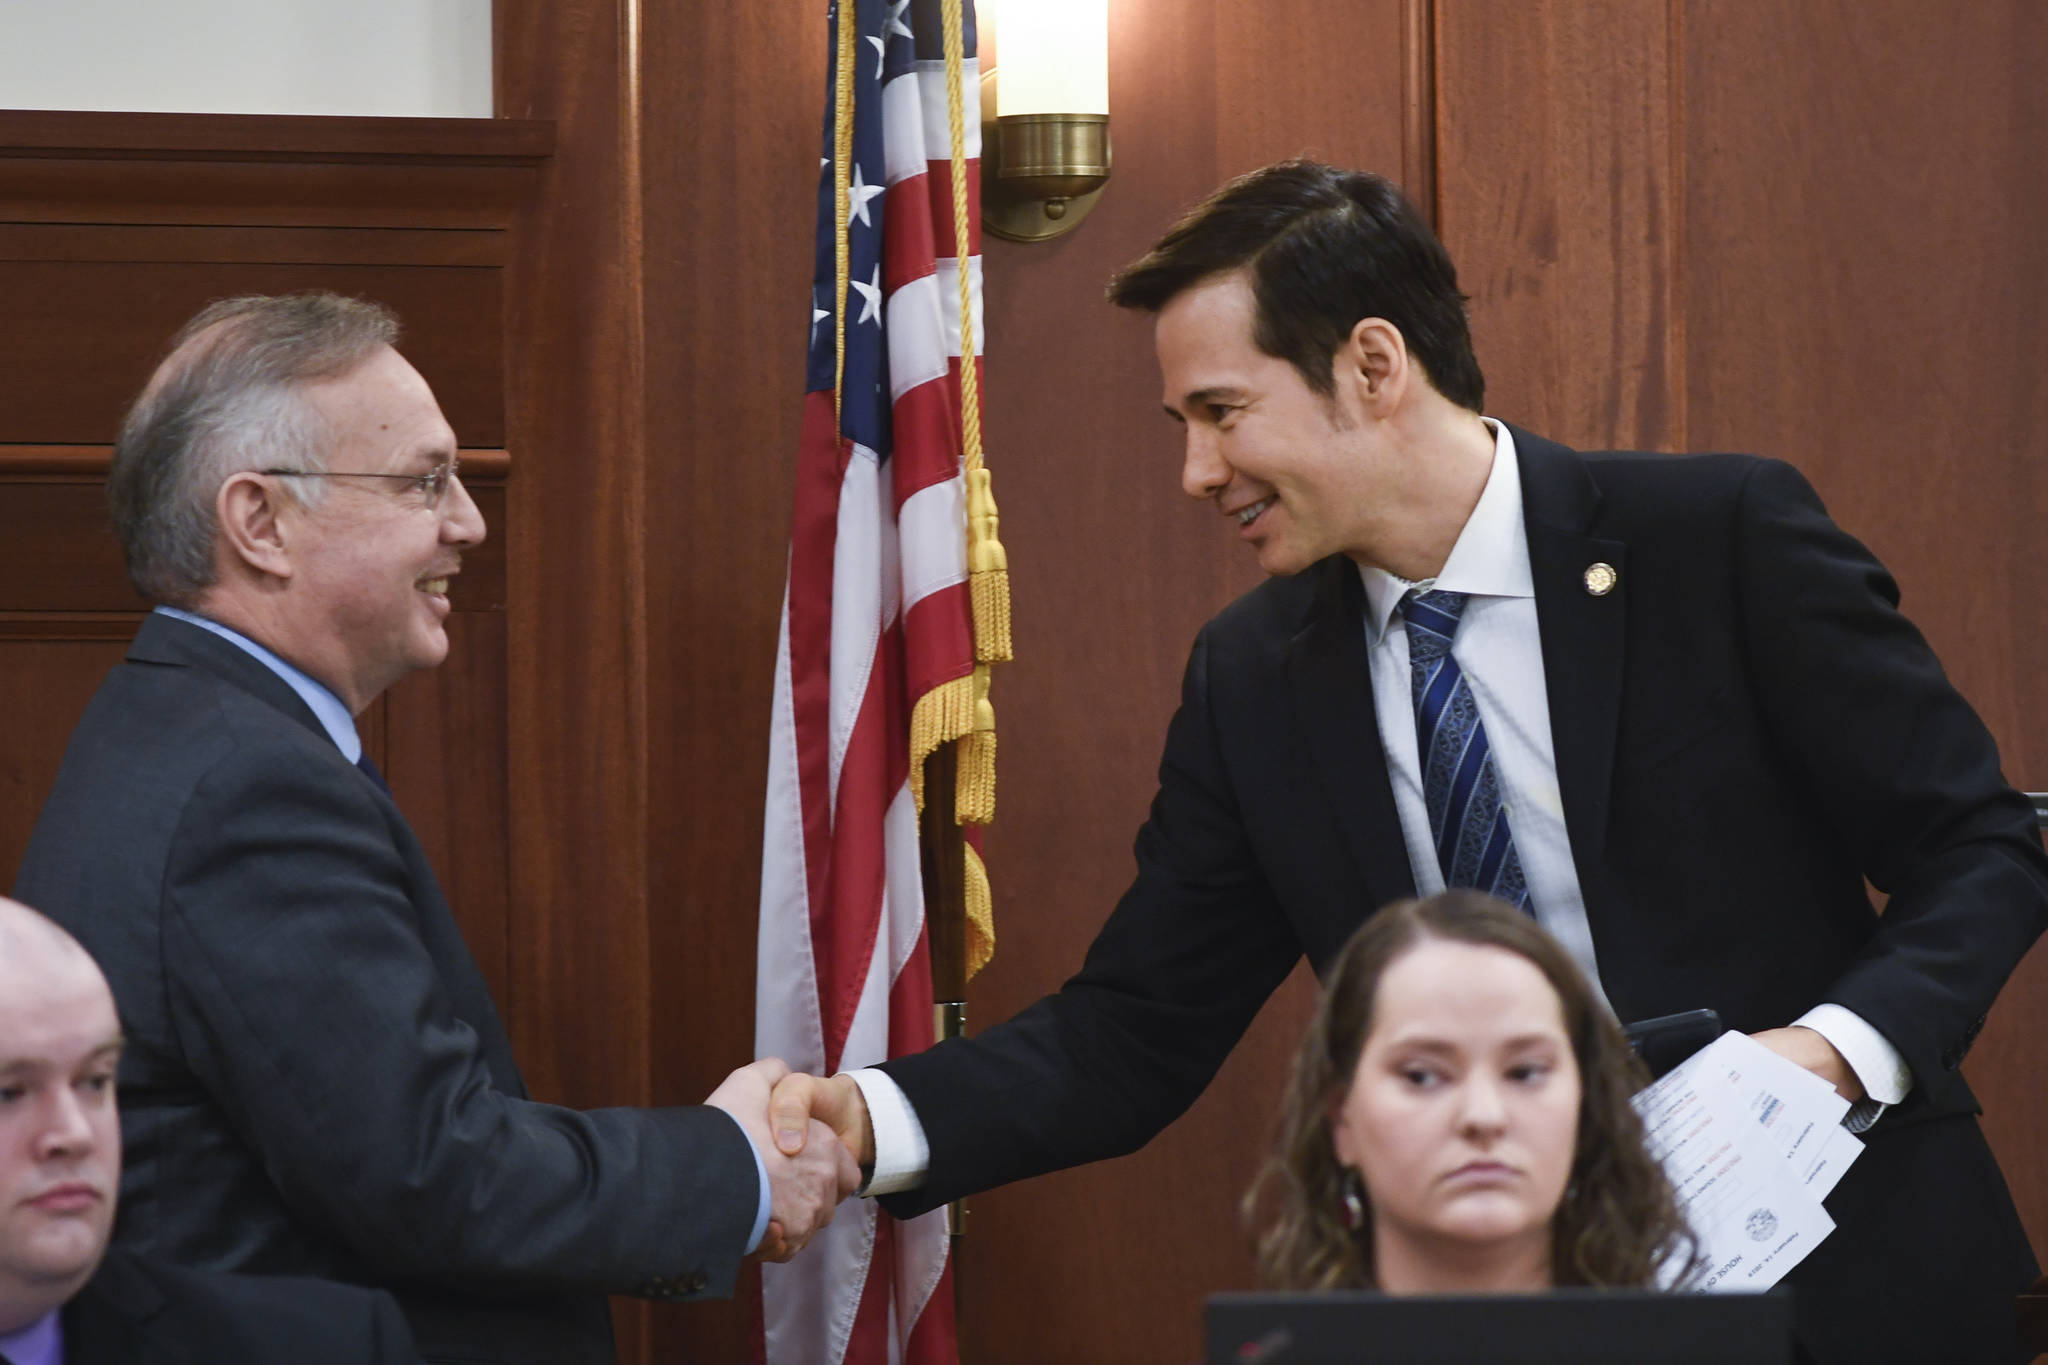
0, 906, 123, 1333
1155, 270, 1400, 577
278, 345, 487, 712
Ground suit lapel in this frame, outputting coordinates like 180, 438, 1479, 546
128, 610, 334, 747
1512, 426, 1627, 874
1284, 558, 1418, 910
63, 1252, 193, 1365
131, 611, 529, 1099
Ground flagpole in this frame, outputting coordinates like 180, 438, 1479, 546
919, 741, 971, 1242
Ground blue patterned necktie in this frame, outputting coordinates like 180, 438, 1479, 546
1404, 589, 1532, 912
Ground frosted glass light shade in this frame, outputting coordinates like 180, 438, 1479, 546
993, 0, 1108, 117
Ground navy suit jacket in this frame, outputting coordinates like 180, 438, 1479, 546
16, 614, 759, 1365
879, 429, 2048, 1363
63, 1250, 418, 1364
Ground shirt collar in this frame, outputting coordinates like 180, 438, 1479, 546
153, 605, 362, 762
0, 1308, 63, 1365
1358, 418, 1532, 642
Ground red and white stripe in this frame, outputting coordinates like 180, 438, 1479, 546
755, 47, 983, 1365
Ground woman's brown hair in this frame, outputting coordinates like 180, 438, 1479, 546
1244, 890, 1700, 1290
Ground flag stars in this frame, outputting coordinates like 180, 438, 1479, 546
811, 286, 832, 345
885, 0, 913, 40
846, 164, 885, 229
866, 31, 886, 78
851, 267, 884, 326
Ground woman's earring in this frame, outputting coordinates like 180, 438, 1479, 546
1340, 1169, 1368, 1232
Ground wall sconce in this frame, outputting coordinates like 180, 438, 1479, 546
981, 0, 1109, 243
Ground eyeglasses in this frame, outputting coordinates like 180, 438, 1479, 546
259, 457, 462, 510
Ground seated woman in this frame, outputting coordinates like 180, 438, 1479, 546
1246, 890, 1698, 1293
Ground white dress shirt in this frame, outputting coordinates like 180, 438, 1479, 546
1358, 419, 1610, 1003
852, 421, 1908, 1189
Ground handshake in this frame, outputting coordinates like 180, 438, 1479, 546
705, 1061, 879, 1261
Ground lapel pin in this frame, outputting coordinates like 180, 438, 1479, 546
1583, 562, 1618, 597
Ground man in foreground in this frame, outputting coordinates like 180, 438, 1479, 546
15, 294, 857, 1363
774, 162, 2048, 1361
0, 895, 418, 1363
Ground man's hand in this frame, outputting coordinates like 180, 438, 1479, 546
1750, 1025, 1865, 1102
706, 1059, 863, 1262
768, 1071, 874, 1168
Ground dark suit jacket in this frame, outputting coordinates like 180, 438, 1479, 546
878, 429, 2048, 1363
15, 614, 759, 1365
63, 1249, 417, 1364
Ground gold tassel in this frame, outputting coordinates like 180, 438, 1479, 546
962, 841, 996, 978
908, 673, 977, 813
954, 665, 997, 824
966, 466, 1013, 663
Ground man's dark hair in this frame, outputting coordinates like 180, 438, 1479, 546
1106, 160, 1484, 411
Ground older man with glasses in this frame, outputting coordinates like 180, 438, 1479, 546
13, 294, 858, 1365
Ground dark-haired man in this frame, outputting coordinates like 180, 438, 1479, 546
772, 162, 2048, 1362
15, 294, 858, 1364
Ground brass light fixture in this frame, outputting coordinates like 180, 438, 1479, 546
981, 0, 1110, 243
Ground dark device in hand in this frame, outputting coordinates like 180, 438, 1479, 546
1623, 1008, 1723, 1080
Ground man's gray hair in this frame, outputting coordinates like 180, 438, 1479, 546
108, 293, 400, 605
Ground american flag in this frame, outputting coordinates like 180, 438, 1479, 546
754, 0, 985, 1361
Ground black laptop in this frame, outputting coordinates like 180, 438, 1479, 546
1206, 1289, 1793, 1364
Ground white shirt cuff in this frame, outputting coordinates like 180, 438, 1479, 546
845, 1067, 930, 1196
1795, 1002, 1913, 1109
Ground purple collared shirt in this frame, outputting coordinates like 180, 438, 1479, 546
0, 1309, 62, 1365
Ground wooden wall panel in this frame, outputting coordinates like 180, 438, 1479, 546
0, 640, 130, 888
1437, 0, 2048, 1268
0, 257, 505, 445
1674, 0, 2048, 1255
0, 480, 146, 612
492, 2, 660, 1356
636, 4, 820, 1353
1437, 0, 1685, 450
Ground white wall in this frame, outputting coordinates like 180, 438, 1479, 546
0, 0, 492, 118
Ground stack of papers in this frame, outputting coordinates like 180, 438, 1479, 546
1630, 1031, 1862, 1292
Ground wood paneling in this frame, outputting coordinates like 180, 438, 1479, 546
0, 258, 504, 444
1672, 0, 2048, 1255
0, 640, 129, 887
493, 1, 659, 1355
0, 483, 146, 613
1437, 0, 1685, 450
0, 111, 547, 232
635, 3, 822, 1352
1438, 0, 2048, 1267
0, 109, 551, 161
